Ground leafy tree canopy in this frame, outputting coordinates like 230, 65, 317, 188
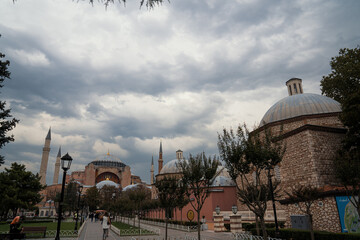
0, 163, 43, 219
88, 0, 167, 9
84, 186, 101, 212
218, 124, 285, 239
177, 152, 219, 240
321, 47, 360, 217
320, 47, 360, 103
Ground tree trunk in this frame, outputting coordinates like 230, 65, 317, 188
197, 210, 201, 240
255, 215, 260, 236
309, 214, 315, 240
165, 214, 169, 240
259, 216, 268, 239
180, 208, 183, 223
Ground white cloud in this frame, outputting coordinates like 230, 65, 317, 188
6, 48, 50, 67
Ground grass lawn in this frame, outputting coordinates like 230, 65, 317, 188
0, 221, 76, 232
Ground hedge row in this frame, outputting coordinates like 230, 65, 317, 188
250, 228, 360, 240
242, 222, 285, 232
141, 218, 198, 226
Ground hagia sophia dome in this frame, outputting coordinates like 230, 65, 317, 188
89, 152, 126, 168
260, 78, 341, 127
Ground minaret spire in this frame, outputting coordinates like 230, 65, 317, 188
52, 146, 61, 185
150, 155, 154, 185
158, 140, 163, 174
40, 127, 51, 186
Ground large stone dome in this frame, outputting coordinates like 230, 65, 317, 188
159, 159, 183, 175
260, 93, 341, 127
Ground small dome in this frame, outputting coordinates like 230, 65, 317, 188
260, 93, 341, 126
96, 180, 119, 189
216, 166, 231, 178
159, 159, 184, 174
122, 183, 151, 192
211, 175, 235, 187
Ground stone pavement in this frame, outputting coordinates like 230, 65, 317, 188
77, 219, 233, 240
78, 219, 118, 240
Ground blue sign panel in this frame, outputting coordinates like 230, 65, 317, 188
336, 196, 360, 233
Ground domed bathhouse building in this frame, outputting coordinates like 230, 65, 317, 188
148, 145, 237, 230
240, 78, 351, 233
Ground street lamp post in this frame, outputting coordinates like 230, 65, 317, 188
55, 153, 73, 240
112, 192, 116, 222
267, 168, 279, 234
74, 185, 83, 231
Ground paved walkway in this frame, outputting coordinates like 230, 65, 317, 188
78, 219, 118, 240
77, 219, 233, 240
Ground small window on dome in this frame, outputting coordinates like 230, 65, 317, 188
288, 85, 292, 95
293, 83, 298, 93
299, 84, 303, 93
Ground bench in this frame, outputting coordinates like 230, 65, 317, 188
21, 226, 47, 238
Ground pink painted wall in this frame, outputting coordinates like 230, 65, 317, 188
147, 186, 236, 227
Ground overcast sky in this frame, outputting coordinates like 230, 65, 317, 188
0, 0, 359, 185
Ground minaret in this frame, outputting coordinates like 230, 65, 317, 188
158, 140, 163, 174
52, 146, 61, 185
39, 128, 51, 186
150, 156, 154, 185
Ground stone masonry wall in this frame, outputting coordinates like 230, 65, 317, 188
285, 196, 341, 233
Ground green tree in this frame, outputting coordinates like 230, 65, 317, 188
0, 163, 43, 219
100, 185, 119, 211
217, 125, 285, 239
285, 186, 322, 240
320, 47, 360, 103
177, 153, 219, 240
63, 181, 78, 215
84, 186, 101, 212
155, 176, 186, 240
126, 184, 151, 228
321, 47, 360, 218
0, 41, 19, 166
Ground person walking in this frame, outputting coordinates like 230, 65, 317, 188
89, 212, 94, 222
101, 212, 111, 240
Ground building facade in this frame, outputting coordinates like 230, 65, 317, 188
241, 78, 347, 232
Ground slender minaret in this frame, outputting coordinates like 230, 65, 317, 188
150, 156, 154, 185
158, 140, 163, 174
39, 128, 51, 186
52, 146, 61, 185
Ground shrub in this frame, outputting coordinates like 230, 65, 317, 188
260, 228, 360, 240
243, 222, 285, 232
